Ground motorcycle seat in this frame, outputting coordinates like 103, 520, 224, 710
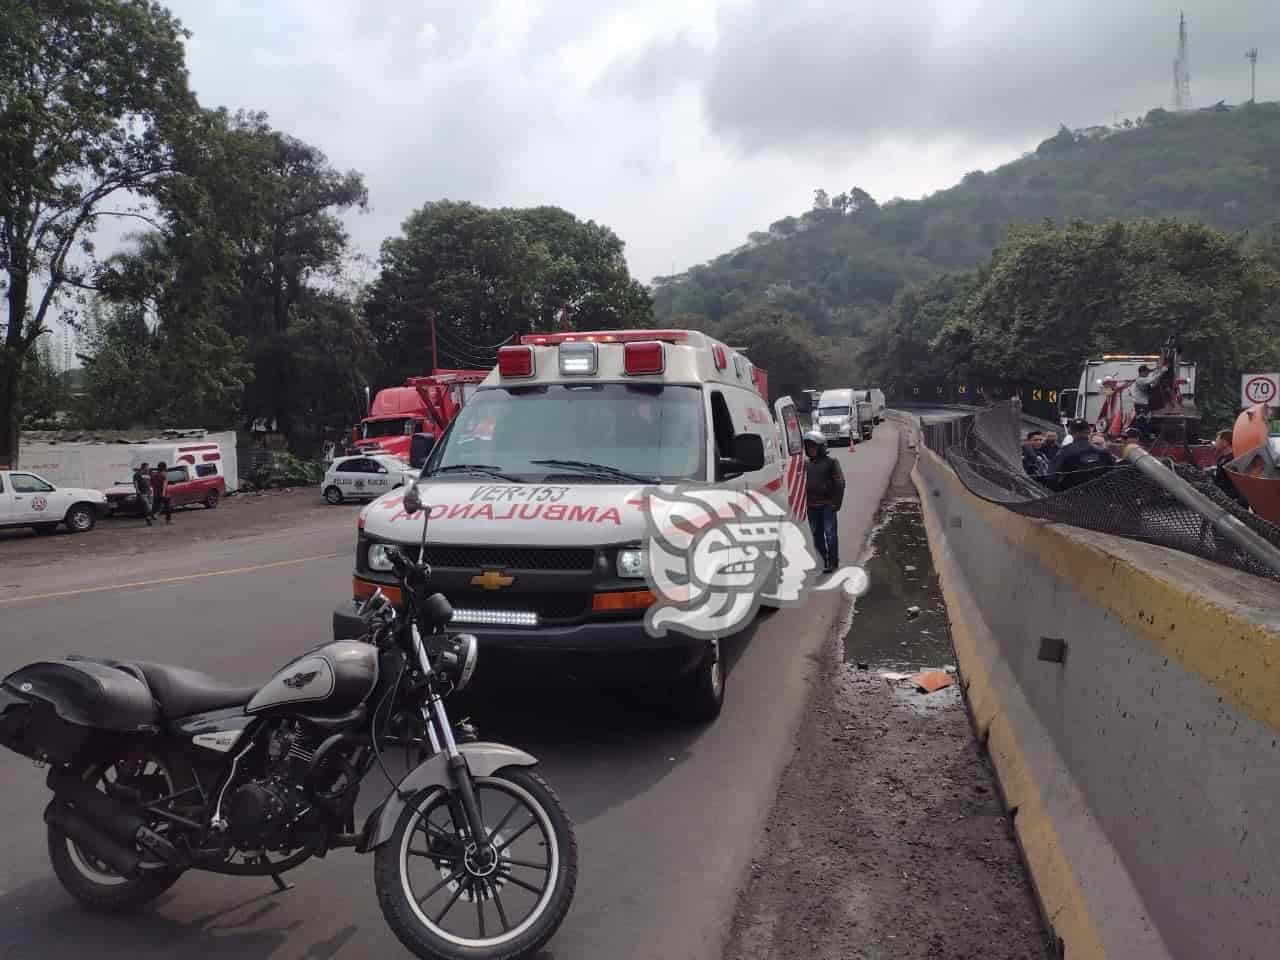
123, 661, 256, 719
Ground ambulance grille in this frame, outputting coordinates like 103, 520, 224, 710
417, 545, 596, 572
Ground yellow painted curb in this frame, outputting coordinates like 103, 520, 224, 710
915, 459, 1108, 960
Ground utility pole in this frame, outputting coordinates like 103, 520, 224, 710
426, 311, 438, 374
1246, 48, 1259, 103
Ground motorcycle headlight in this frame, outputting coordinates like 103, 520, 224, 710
368, 543, 395, 571
434, 633, 479, 691
616, 547, 645, 578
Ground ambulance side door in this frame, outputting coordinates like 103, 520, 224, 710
724, 384, 781, 496
774, 396, 806, 521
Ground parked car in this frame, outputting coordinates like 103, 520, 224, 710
322, 454, 419, 504
104, 455, 226, 516
0, 470, 107, 534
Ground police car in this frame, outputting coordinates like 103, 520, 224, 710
334, 329, 808, 722
321, 455, 418, 504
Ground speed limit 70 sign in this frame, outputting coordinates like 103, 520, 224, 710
1241, 373, 1279, 408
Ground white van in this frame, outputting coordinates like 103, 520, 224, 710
337, 329, 805, 721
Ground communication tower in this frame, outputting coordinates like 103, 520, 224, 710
1246, 48, 1259, 103
1172, 11, 1193, 111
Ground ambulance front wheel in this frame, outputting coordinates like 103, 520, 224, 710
673, 640, 724, 724
324, 485, 344, 505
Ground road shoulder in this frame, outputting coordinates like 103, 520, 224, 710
723, 426, 1050, 960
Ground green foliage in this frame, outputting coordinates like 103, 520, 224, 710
249, 452, 324, 489
19, 336, 65, 426
653, 105, 1280, 340
715, 305, 825, 403
0, 0, 195, 460
365, 201, 653, 383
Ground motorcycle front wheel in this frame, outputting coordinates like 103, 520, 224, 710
374, 767, 577, 960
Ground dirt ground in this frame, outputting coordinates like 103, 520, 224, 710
0, 487, 355, 568
723, 430, 1052, 960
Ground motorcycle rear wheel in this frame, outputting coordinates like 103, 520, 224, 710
48, 749, 187, 913
374, 767, 577, 960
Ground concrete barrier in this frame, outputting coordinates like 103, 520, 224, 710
914, 443, 1280, 960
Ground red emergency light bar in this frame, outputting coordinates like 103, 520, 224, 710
624, 341, 664, 375
520, 330, 691, 346
497, 345, 534, 378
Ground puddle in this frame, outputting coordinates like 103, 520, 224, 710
841, 497, 958, 712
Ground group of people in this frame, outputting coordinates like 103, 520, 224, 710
131, 461, 174, 526
1022, 419, 1250, 507
1021, 418, 1119, 491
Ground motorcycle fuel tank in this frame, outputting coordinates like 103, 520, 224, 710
246, 641, 378, 716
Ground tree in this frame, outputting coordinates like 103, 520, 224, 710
714, 305, 823, 403
847, 187, 878, 214
99, 110, 367, 436
364, 201, 652, 384
20, 335, 64, 425
0, 0, 194, 463
949, 219, 1280, 425
812, 189, 831, 210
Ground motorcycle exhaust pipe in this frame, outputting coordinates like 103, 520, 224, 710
48, 767, 147, 845
44, 802, 140, 876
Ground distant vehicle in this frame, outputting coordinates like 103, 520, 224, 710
104, 444, 227, 515
815, 389, 871, 445
352, 370, 487, 461
0, 470, 106, 534
850, 387, 885, 423
322, 454, 419, 504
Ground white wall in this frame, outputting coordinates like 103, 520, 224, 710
18, 432, 240, 493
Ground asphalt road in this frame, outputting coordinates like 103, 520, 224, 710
0, 427, 898, 960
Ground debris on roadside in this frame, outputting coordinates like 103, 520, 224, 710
905, 605, 921, 619
911, 670, 954, 694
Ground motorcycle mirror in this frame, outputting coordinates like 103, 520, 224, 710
402, 481, 424, 516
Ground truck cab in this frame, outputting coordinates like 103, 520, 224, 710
815, 389, 871, 445
338, 330, 805, 721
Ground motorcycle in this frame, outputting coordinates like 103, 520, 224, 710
0, 479, 578, 960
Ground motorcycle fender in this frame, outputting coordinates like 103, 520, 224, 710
357, 741, 537, 852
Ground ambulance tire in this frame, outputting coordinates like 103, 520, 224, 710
673, 641, 724, 724
324, 485, 344, 505
203, 490, 220, 509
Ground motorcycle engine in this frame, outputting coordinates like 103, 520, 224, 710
225, 721, 319, 849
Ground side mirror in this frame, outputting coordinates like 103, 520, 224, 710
718, 432, 766, 479
409, 432, 435, 470
402, 482, 424, 515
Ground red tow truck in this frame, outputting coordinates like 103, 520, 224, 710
351, 370, 488, 461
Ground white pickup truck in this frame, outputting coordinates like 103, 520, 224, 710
0, 470, 107, 535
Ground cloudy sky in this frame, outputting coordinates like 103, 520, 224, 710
162, 0, 1272, 284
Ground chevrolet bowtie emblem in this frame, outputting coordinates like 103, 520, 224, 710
471, 570, 514, 590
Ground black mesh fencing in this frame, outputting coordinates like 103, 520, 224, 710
918, 400, 1280, 581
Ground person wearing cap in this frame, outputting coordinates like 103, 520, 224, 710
803, 430, 845, 573
1046, 418, 1117, 491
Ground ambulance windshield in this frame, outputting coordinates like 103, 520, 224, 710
430, 384, 705, 483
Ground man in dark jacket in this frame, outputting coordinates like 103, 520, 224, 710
132, 462, 154, 526
1040, 431, 1061, 460
1047, 419, 1117, 491
1022, 431, 1049, 478
804, 430, 845, 573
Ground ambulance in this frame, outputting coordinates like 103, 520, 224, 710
335, 329, 806, 721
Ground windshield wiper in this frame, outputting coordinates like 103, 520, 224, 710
429, 464, 525, 482
529, 459, 654, 483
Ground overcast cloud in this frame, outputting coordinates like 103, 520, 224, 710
157, 1, 1274, 283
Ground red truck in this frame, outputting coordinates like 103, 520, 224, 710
351, 370, 488, 461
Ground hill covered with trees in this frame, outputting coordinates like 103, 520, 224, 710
653, 103, 1280, 339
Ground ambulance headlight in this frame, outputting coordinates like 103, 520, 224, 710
616, 547, 645, 578
368, 543, 395, 572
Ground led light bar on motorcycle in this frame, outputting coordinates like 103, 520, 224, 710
450, 608, 539, 628
623, 341, 664, 376
558, 341, 597, 376
497, 345, 534, 378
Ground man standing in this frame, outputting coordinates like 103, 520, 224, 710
803, 430, 845, 573
151, 461, 172, 524
1047, 419, 1117, 491
132, 462, 154, 526
1040, 430, 1062, 459
1022, 431, 1049, 478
